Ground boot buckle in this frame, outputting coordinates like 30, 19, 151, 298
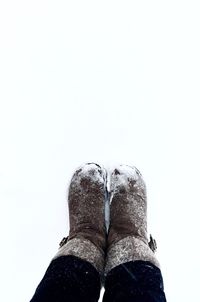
148, 234, 157, 253
59, 236, 69, 248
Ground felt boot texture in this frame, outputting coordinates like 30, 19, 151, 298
54, 163, 107, 274
105, 165, 160, 275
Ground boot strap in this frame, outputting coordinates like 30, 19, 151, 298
59, 236, 69, 248
148, 234, 157, 253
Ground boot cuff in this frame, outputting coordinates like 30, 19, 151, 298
53, 237, 105, 275
105, 236, 160, 275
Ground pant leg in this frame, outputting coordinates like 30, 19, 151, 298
103, 260, 167, 302
30, 255, 101, 302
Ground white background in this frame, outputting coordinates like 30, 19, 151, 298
0, 1, 200, 301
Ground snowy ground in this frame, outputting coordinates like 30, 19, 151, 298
1, 1, 200, 301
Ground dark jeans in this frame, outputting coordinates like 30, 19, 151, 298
30, 256, 167, 302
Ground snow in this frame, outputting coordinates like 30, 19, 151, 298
104, 189, 110, 232
1, 1, 200, 302
71, 162, 106, 184
107, 165, 146, 205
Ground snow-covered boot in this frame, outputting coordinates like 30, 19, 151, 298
105, 165, 160, 275
54, 163, 107, 276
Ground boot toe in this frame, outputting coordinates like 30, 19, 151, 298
110, 164, 146, 194
72, 163, 107, 185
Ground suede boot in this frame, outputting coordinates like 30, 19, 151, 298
105, 165, 160, 275
54, 163, 107, 275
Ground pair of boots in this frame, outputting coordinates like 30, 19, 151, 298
31, 163, 166, 302
55, 163, 160, 279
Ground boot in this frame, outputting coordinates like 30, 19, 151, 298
54, 163, 107, 275
105, 165, 160, 275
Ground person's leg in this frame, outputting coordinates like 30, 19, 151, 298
30, 163, 107, 302
103, 165, 167, 302
30, 255, 101, 302
103, 261, 166, 302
